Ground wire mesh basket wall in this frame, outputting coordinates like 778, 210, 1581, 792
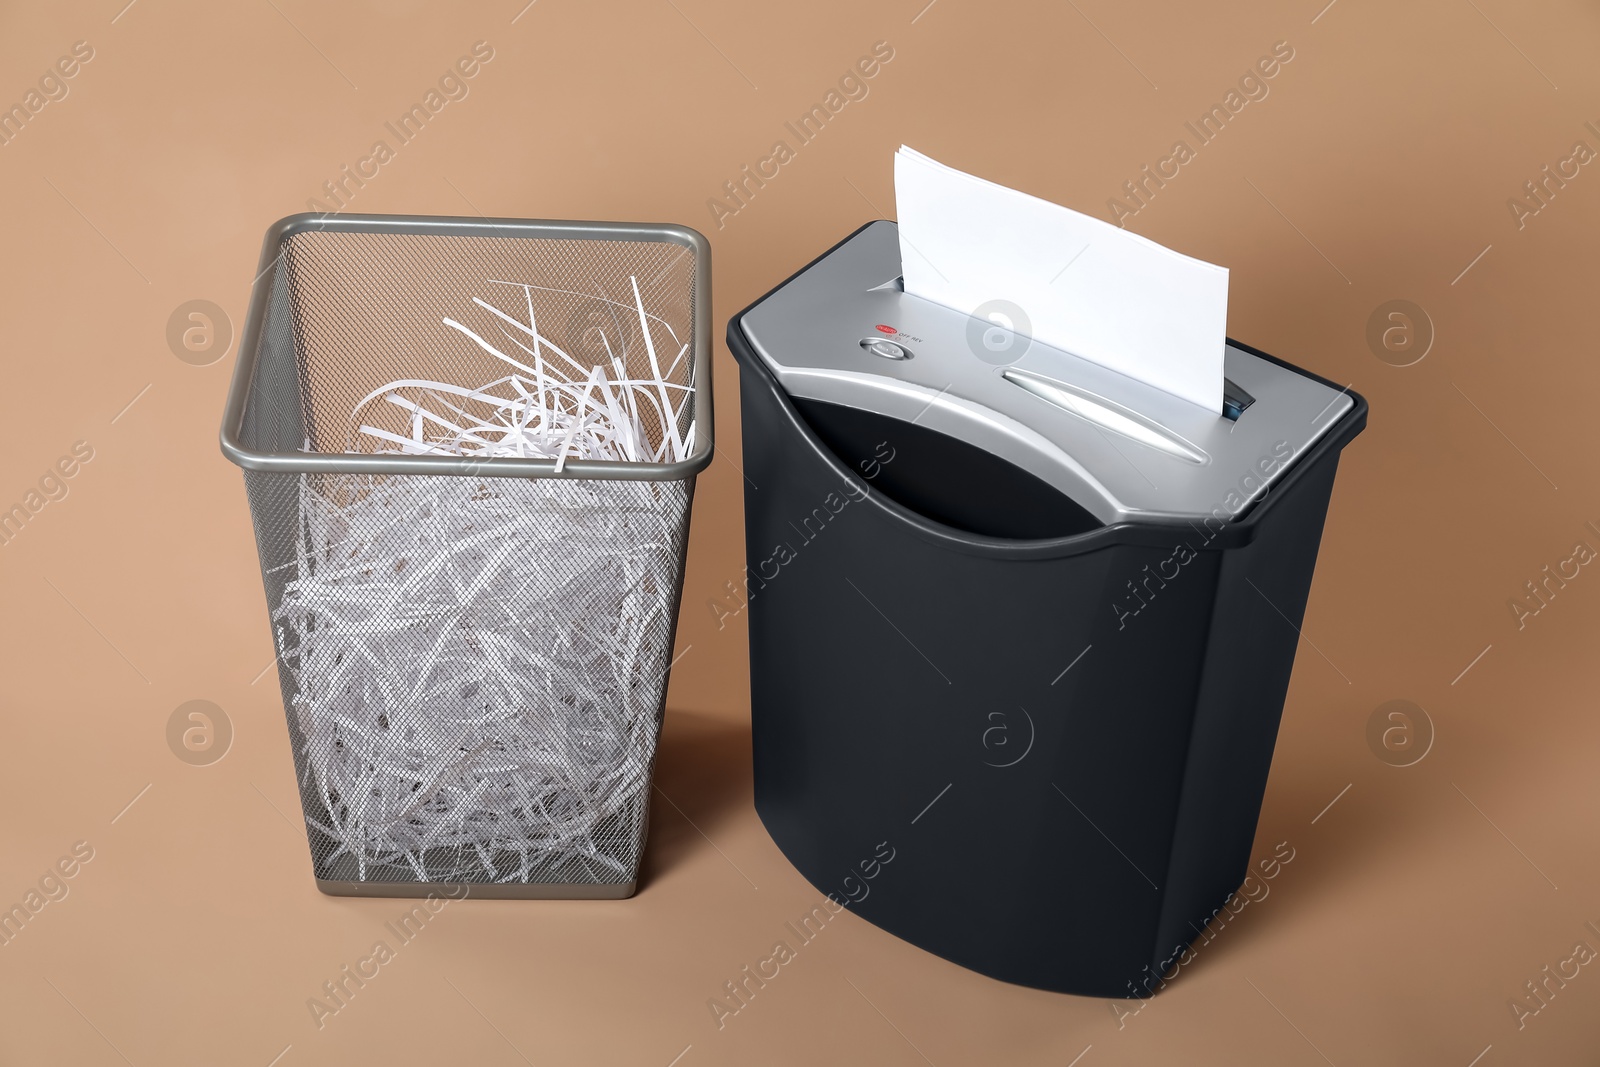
222, 214, 712, 898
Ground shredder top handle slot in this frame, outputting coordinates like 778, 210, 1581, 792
220, 212, 714, 482
728, 220, 1368, 561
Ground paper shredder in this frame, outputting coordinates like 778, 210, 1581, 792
726, 221, 1366, 997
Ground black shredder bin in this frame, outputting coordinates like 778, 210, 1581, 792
726, 221, 1367, 997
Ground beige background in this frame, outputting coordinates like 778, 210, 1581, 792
1, 0, 1598, 1063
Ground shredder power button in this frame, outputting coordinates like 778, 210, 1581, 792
860, 337, 912, 360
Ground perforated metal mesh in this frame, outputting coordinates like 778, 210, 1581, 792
233, 223, 700, 892
242, 228, 698, 459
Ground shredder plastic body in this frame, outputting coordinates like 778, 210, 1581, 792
727, 222, 1367, 997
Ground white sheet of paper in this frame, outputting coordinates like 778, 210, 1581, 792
893, 145, 1228, 413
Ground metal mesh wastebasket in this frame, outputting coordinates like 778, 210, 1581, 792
220, 214, 712, 898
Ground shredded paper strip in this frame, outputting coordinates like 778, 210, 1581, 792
269, 277, 692, 884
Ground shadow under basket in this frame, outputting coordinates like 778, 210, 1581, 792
220, 213, 713, 898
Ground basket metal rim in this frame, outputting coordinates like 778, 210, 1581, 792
314, 877, 637, 899
218, 212, 714, 481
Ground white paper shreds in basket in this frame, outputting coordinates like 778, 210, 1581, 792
269, 277, 693, 885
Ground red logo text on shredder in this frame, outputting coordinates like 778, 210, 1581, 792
875, 324, 896, 334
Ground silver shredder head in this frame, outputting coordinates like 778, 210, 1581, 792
739, 220, 1353, 528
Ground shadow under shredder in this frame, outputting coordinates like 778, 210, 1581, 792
729, 221, 1367, 996
221, 213, 712, 898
